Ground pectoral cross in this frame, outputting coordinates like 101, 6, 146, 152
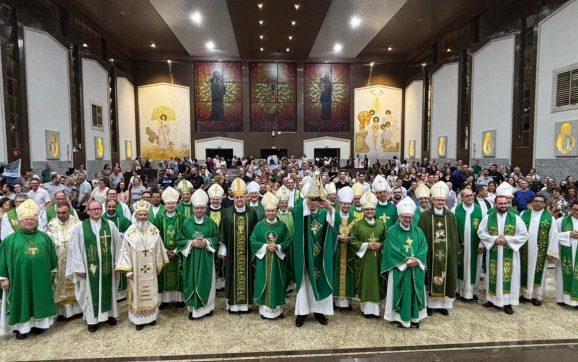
141, 249, 150, 257
167, 226, 175, 241
101, 230, 111, 254
140, 265, 151, 273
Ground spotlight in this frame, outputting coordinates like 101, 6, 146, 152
260, 47, 264, 52
387, 46, 393, 51
257, 3, 263, 9
294, 3, 300, 10
259, 34, 264, 40
190, 11, 202, 24
82, 42, 88, 48
288, 35, 293, 40
350, 16, 361, 28
333, 43, 342, 52
150, 42, 156, 48
258, 20, 264, 25
291, 20, 296, 26
206, 41, 215, 50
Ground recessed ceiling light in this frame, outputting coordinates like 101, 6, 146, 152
109, 58, 114, 62
258, 20, 264, 25
257, 3, 263, 9
205, 41, 215, 50
288, 35, 293, 40
150, 42, 156, 48
294, 4, 300, 10
259, 34, 264, 40
291, 20, 296, 26
350, 16, 361, 28
190, 11, 202, 24
167, 59, 172, 64
387, 46, 393, 51
421, 62, 427, 67
446, 48, 452, 53
370, 61, 375, 67
260, 47, 264, 52
333, 43, 342, 52
286, 47, 290, 52
82, 42, 88, 48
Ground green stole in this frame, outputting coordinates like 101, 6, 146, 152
178, 202, 193, 218
520, 210, 552, 287
454, 204, 482, 284
149, 204, 165, 223
486, 211, 517, 295
6, 209, 20, 232
82, 219, 113, 317
429, 212, 450, 297
160, 214, 182, 292
559, 216, 578, 297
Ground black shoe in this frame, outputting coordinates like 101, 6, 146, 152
107, 317, 117, 326
439, 309, 449, 316
295, 315, 306, 327
15, 331, 28, 340
483, 301, 494, 308
176, 302, 186, 308
31, 327, 45, 335
87, 324, 98, 333
519, 296, 531, 303
395, 321, 404, 328
472, 295, 479, 302
314, 313, 328, 325
159, 303, 168, 310
56, 315, 67, 322
363, 313, 373, 319
427, 308, 432, 316
410, 322, 420, 329
189, 312, 194, 320
206, 311, 214, 318
558, 302, 566, 306
532, 298, 542, 307
277, 313, 285, 319
504, 305, 514, 315
135, 324, 144, 331
149, 321, 157, 326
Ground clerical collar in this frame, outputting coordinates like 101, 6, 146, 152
107, 212, 116, 218
182, 202, 191, 205
400, 223, 411, 231
58, 219, 68, 225
249, 201, 259, 207
228, 196, 234, 201
265, 217, 278, 225
91, 219, 101, 226
235, 206, 246, 213
278, 210, 288, 215
378, 200, 388, 206
420, 206, 428, 212
152, 204, 160, 209
434, 207, 444, 216
355, 206, 362, 211
166, 211, 176, 218
340, 211, 349, 218
365, 217, 375, 225
210, 205, 221, 211
194, 217, 204, 224
463, 203, 474, 211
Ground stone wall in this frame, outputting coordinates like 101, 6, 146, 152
32, 160, 73, 178
534, 159, 578, 183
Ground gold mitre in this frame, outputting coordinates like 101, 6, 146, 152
16, 199, 40, 220
351, 182, 365, 198
415, 183, 431, 199
230, 177, 247, 196
360, 190, 378, 209
133, 199, 151, 214
261, 192, 279, 210
207, 184, 224, 198
304, 171, 327, 200
176, 179, 193, 193
430, 181, 449, 199
162, 186, 180, 203
275, 185, 291, 201
191, 188, 209, 207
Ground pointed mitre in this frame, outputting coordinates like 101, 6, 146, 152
261, 192, 279, 210
133, 199, 150, 214
191, 188, 209, 207
207, 184, 224, 198
337, 186, 355, 203
496, 182, 514, 197
324, 182, 337, 195
16, 199, 40, 220
162, 186, 180, 203
176, 179, 193, 193
371, 175, 391, 193
246, 181, 261, 193
397, 196, 417, 216
430, 181, 449, 199
230, 177, 247, 196
276, 185, 291, 201
351, 182, 365, 198
415, 183, 431, 199
360, 190, 378, 209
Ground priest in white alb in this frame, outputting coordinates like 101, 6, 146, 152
555, 200, 578, 307
116, 200, 169, 330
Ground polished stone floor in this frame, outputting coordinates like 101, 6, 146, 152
2, 269, 578, 361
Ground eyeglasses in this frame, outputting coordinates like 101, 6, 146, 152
88, 207, 102, 211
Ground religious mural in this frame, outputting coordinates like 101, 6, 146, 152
482, 130, 496, 157
353, 85, 402, 161
437, 136, 447, 158
304, 63, 350, 132
554, 120, 578, 156
45, 130, 60, 160
138, 83, 191, 160
408, 139, 416, 158
125, 140, 133, 160
250, 63, 297, 132
94, 136, 104, 160
194, 62, 243, 132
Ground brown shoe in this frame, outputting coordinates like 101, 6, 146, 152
532, 298, 542, 306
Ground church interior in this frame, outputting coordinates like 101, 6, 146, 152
1, 0, 578, 360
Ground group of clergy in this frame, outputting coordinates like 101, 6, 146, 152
1, 170, 578, 340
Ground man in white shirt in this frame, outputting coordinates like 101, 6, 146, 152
27, 177, 51, 211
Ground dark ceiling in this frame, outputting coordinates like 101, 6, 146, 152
51, 0, 497, 61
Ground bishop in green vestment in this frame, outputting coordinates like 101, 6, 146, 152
417, 182, 459, 315
247, 181, 265, 220
351, 191, 387, 317
154, 187, 185, 305
413, 184, 431, 225
382, 197, 428, 328
176, 179, 194, 218
175, 189, 219, 320
275, 186, 295, 289
293, 175, 337, 327
250, 192, 292, 319
0, 200, 58, 339
206, 184, 226, 291
103, 199, 132, 298
220, 178, 259, 312
333, 186, 357, 309
372, 175, 398, 228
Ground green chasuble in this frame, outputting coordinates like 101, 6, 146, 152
418, 208, 459, 299
206, 207, 225, 287
175, 215, 219, 309
0, 229, 58, 325
380, 223, 428, 323
520, 209, 553, 288
148, 204, 165, 223
376, 201, 398, 228
350, 219, 387, 303
247, 202, 265, 221
250, 219, 292, 309
154, 211, 186, 293
277, 210, 295, 288
413, 206, 428, 226
221, 207, 259, 305
177, 202, 194, 218
292, 199, 337, 301
102, 213, 131, 290
333, 211, 357, 300
454, 204, 483, 284
559, 215, 578, 298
